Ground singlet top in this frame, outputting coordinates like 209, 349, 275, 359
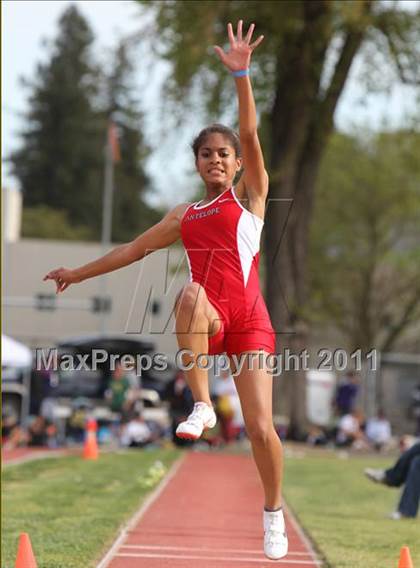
180, 186, 270, 328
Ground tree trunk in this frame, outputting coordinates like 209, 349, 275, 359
264, 0, 372, 438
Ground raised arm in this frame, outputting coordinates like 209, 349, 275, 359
43, 203, 188, 293
214, 21, 267, 210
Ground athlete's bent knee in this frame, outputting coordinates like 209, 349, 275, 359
175, 282, 207, 315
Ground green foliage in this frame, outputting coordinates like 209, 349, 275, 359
136, 0, 420, 432
309, 128, 420, 351
137, 1, 419, 120
137, 0, 294, 117
10, 6, 104, 232
10, 5, 159, 243
22, 206, 94, 240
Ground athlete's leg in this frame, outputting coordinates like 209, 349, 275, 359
231, 351, 283, 510
174, 282, 221, 405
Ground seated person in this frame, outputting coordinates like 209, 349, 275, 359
120, 412, 158, 448
4, 415, 57, 449
336, 409, 368, 449
365, 442, 420, 519
307, 425, 328, 446
164, 371, 195, 446
365, 409, 392, 451
2, 408, 19, 443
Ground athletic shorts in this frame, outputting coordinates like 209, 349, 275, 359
207, 301, 276, 357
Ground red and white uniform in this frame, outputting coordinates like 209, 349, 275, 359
180, 186, 275, 356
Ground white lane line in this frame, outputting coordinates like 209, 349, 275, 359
96, 454, 186, 568
283, 502, 323, 567
119, 544, 317, 558
115, 552, 318, 564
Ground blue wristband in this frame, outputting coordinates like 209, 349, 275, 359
232, 69, 249, 78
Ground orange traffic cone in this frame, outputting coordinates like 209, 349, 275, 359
398, 546, 413, 568
83, 418, 98, 460
15, 533, 37, 568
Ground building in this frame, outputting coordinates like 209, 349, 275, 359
2, 186, 22, 243
3, 238, 188, 357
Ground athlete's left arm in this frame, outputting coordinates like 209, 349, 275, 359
234, 74, 268, 206
214, 21, 267, 211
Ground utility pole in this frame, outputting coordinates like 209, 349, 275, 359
99, 120, 119, 333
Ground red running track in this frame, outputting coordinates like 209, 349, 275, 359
98, 452, 321, 568
2, 447, 47, 464
2, 446, 71, 466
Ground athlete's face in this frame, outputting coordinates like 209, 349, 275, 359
196, 133, 242, 188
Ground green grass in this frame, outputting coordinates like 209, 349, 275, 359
283, 450, 419, 568
1, 448, 181, 568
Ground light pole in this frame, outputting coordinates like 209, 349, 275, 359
99, 120, 119, 332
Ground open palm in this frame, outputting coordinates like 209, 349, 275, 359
214, 20, 264, 72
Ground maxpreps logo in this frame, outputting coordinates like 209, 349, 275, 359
185, 207, 220, 222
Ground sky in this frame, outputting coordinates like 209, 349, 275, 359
2, 0, 419, 207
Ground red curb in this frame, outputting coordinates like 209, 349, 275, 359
100, 452, 320, 568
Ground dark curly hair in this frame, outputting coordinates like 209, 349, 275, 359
191, 124, 241, 159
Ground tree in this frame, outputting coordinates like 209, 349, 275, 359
137, 0, 419, 437
22, 206, 93, 241
10, 5, 104, 234
10, 6, 160, 243
310, 129, 420, 353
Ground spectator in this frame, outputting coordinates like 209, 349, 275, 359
120, 412, 157, 448
213, 367, 243, 444
364, 442, 420, 519
105, 362, 133, 418
2, 408, 19, 442
307, 425, 328, 446
164, 371, 195, 446
365, 409, 392, 451
336, 409, 368, 449
410, 383, 420, 436
4, 415, 57, 449
66, 397, 93, 444
28, 415, 57, 447
333, 371, 360, 417
30, 357, 55, 415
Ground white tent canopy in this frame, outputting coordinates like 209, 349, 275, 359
1, 334, 32, 368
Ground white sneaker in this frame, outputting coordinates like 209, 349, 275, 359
263, 508, 288, 560
388, 511, 407, 520
364, 468, 386, 484
176, 402, 217, 441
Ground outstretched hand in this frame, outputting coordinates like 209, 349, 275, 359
214, 20, 264, 72
43, 267, 78, 294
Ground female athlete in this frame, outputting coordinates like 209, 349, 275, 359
44, 21, 287, 560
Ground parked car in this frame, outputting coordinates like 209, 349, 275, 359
36, 334, 176, 442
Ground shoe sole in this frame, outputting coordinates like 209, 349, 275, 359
264, 540, 288, 560
175, 431, 200, 440
264, 551, 288, 560
176, 420, 216, 441
364, 472, 384, 484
